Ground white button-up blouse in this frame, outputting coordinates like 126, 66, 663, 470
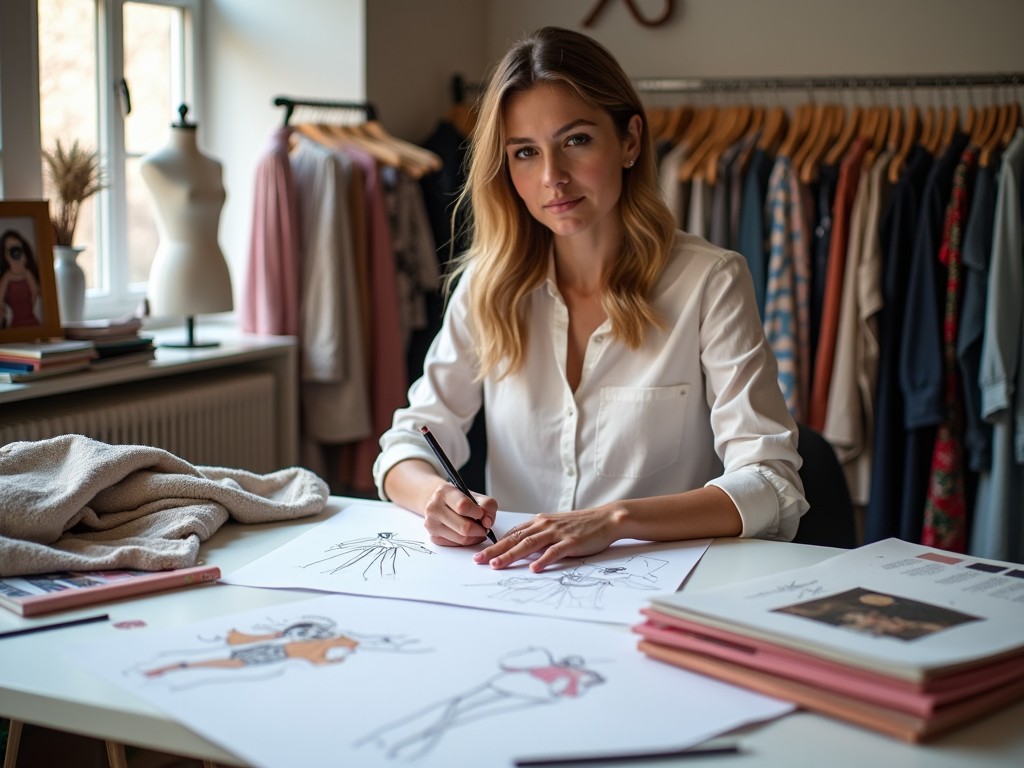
373, 231, 808, 540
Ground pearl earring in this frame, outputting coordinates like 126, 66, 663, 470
625, 159, 635, 168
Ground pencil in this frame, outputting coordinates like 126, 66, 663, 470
420, 425, 498, 544
0, 613, 110, 639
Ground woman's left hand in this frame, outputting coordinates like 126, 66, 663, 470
472, 506, 624, 572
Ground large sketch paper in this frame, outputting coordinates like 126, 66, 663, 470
652, 538, 1024, 682
70, 593, 793, 768
221, 504, 708, 625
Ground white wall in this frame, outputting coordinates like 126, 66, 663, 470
208, 0, 1024, 308
204, 0, 365, 303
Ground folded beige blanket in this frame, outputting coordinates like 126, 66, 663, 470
0, 434, 330, 577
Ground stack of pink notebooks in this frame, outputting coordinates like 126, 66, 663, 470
634, 539, 1024, 742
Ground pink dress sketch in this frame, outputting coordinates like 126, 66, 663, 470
301, 531, 434, 579
355, 646, 604, 761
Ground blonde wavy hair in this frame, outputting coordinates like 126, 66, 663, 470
447, 26, 677, 380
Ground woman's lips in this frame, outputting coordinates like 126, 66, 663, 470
544, 197, 582, 213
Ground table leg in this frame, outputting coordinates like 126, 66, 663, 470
2, 720, 22, 768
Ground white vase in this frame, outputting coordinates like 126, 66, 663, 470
53, 245, 87, 322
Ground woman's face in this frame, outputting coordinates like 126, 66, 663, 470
502, 83, 640, 242
3, 236, 28, 274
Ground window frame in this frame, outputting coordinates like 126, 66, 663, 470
1, 0, 203, 320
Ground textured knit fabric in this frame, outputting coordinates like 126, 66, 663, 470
0, 435, 328, 576
922, 147, 977, 551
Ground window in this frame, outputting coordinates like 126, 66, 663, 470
36, 0, 199, 318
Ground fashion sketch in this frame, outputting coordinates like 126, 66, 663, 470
480, 555, 669, 611
301, 532, 434, 579
355, 646, 605, 762
139, 615, 424, 686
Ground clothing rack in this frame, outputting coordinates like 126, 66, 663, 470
634, 72, 1024, 94
273, 95, 378, 126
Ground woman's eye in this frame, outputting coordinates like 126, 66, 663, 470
512, 146, 537, 160
566, 133, 591, 147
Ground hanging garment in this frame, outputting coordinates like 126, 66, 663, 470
809, 161, 839, 380
242, 127, 301, 336
922, 147, 978, 551
956, 162, 998, 474
823, 149, 893, 506
763, 156, 812, 419
972, 127, 1024, 561
290, 137, 372, 444
864, 145, 933, 543
808, 137, 870, 431
898, 130, 970, 541
736, 146, 773, 318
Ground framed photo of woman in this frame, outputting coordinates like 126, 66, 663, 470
0, 200, 62, 342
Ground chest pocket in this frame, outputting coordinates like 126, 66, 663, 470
594, 384, 689, 478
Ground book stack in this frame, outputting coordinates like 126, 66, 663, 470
62, 316, 155, 369
634, 538, 1024, 742
0, 339, 97, 382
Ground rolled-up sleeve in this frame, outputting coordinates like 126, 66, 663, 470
699, 251, 809, 541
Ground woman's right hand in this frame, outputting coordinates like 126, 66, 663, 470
422, 481, 498, 547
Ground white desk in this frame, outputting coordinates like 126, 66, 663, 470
1, 496, 1022, 767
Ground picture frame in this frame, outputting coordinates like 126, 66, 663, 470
0, 200, 62, 342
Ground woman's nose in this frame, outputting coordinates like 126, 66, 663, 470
543, 156, 568, 187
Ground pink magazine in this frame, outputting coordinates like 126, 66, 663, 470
634, 607, 1024, 717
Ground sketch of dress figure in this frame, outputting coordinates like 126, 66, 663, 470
301, 531, 434, 579
356, 646, 604, 762
483, 555, 668, 610
140, 617, 422, 681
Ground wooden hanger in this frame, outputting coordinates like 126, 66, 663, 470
919, 106, 937, 154
704, 104, 753, 185
823, 104, 861, 167
888, 104, 919, 183
935, 104, 960, 156
863, 104, 891, 169
675, 106, 718, 180
359, 120, 443, 176
799, 104, 842, 184
1001, 101, 1020, 147
647, 108, 669, 143
757, 106, 787, 154
792, 102, 830, 179
732, 105, 765, 179
979, 103, 1007, 168
679, 106, 734, 182
777, 103, 812, 159
886, 104, 903, 153
658, 104, 693, 145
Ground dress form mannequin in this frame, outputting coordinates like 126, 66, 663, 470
141, 104, 232, 347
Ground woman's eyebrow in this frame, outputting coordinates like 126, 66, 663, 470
505, 118, 598, 147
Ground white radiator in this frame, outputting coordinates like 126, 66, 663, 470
0, 370, 278, 473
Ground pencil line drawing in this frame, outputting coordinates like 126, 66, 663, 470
136, 615, 427, 690
300, 532, 434, 579
355, 646, 605, 762
473, 555, 669, 610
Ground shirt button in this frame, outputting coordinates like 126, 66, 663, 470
567, 466, 575, 477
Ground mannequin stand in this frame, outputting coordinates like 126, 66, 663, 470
159, 316, 220, 349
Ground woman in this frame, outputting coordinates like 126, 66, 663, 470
0, 229, 43, 328
373, 27, 807, 572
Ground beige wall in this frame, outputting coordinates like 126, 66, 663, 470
365, 0, 1024, 144
209, 0, 1024, 304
